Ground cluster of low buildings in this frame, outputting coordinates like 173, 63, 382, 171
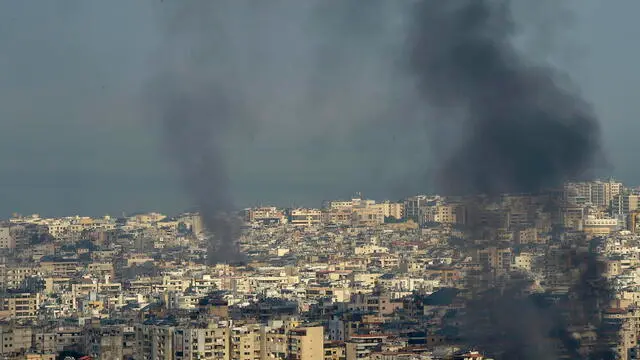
1, 179, 640, 359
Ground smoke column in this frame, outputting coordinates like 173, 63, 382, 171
147, 1, 413, 263
147, 0, 612, 357
408, 0, 601, 196
407, 1, 608, 359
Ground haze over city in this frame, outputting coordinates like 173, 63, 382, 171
0, 0, 639, 217
1, 1, 640, 360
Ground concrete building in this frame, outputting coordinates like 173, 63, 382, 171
0, 326, 33, 356
352, 206, 385, 227
322, 209, 353, 226
174, 325, 230, 360
583, 217, 618, 236
287, 326, 324, 360
566, 179, 623, 208
613, 193, 640, 216
135, 324, 174, 360
380, 202, 404, 220
244, 207, 287, 225
404, 195, 430, 221
231, 324, 262, 360
0, 292, 40, 319
289, 209, 322, 227
0, 227, 15, 250
0, 265, 39, 291
84, 325, 123, 360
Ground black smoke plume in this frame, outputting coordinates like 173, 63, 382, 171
409, 0, 602, 196
407, 0, 609, 359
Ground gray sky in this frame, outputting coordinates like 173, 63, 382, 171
0, 1, 638, 217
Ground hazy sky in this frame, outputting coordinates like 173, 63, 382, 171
0, 1, 638, 217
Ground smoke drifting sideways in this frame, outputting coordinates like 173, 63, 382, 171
408, 0, 602, 196
146, 1, 417, 264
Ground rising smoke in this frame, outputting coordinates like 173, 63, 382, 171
150, 1, 609, 357
406, 1, 607, 358
148, 1, 415, 263
408, 0, 602, 196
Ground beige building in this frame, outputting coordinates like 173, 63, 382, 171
24, 354, 56, 360
322, 209, 353, 226
231, 324, 262, 360
583, 217, 618, 236
324, 341, 347, 360
346, 334, 388, 360
289, 209, 322, 227
351, 206, 384, 226
380, 201, 403, 220
134, 322, 322, 360
244, 207, 287, 225
434, 204, 460, 224
0, 292, 40, 319
262, 323, 325, 360
287, 326, 324, 360
39, 260, 79, 278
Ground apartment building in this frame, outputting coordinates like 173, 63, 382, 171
244, 207, 287, 225
134, 322, 322, 360
289, 209, 322, 227
0, 292, 39, 319
346, 334, 388, 360
39, 259, 79, 278
0, 326, 34, 356
476, 247, 513, 274
287, 326, 324, 360
84, 325, 123, 360
55, 327, 83, 353
0, 227, 15, 250
613, 193, 640, 216
135, 323, 174, 360
174, 326, 230, 360
0, 265, 39, 291
566, 179, 623, 208
322, 209, 353, 226
324, 341, 347, 360
231, 324, 262, 360
380, 201, 403, 220
351, 206, 385, 227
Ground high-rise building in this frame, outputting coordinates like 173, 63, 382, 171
612, 192, 640, 216
404, 195, 438, 221
286, 326, 324, 360
174, 326, 230, 360
565, 179, 623, 208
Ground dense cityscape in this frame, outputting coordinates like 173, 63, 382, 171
0, 179, 636, 359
